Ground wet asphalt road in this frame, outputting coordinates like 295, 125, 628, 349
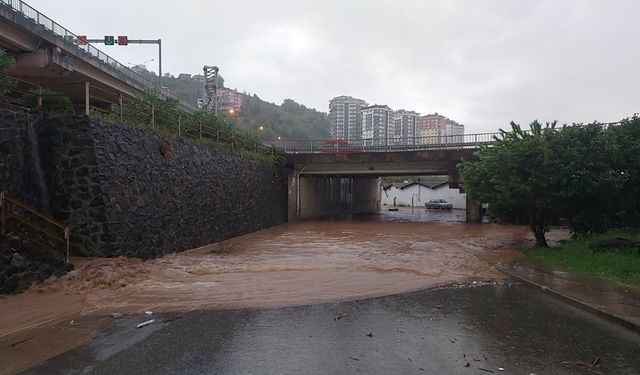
24, 284, 640, 375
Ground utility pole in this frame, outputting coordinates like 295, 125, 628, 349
203, 65, 219, 116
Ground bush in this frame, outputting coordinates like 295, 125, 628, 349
21, 88, 73, 111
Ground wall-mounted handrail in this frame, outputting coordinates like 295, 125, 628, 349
0, 191, 70, 263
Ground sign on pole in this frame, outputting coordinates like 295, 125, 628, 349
104, 35, 115, 45
77, 35, 87, 45
117, 36, 128, 46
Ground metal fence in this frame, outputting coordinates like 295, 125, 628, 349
0, 0, 194, 111
0, 73, 275, 157
264, 132, 501, 153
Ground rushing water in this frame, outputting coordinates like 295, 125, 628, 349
1, 208, 531, 373
2, 208, 528, 330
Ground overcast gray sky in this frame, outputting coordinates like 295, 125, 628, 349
31, 0, 640, 133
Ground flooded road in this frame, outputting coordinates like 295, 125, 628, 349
24, 284, 640, 375
1, 208, 530, 374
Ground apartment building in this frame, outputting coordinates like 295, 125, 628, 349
419, 113, 465, 141
329, 96, 368, 141
361, 105, 394, 146
393, 110, 421, 144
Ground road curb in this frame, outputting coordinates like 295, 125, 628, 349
499, 267, 640, 335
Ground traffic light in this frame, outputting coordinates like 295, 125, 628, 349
77, 35, 87, 45
104, 35, 115, 45
117, 36, 128, 46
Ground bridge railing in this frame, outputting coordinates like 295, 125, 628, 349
0, 0, 195, 112
264, 132, 501, 153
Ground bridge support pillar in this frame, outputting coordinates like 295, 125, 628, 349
84, 82, 90, 116
287, 173, 298, 222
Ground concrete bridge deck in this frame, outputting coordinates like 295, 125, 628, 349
0, 0, 195, 112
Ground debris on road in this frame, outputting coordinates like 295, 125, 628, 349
366, 332, 373, 337
10, 337, 34, 348
136, 319, 155, 329
498, 368, 505, 371
335, 313, 349, 321
478, 368, 495, 373
144, 311, 153, 315
348, 356, 360, 361
110, 312, 123, 319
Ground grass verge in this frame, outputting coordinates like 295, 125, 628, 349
527, 230, 640, 287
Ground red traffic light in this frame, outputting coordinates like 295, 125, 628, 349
117, 36, 128, 46
77, 35, 87, 45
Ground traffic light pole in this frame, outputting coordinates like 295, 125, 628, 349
85, 38, 163, 87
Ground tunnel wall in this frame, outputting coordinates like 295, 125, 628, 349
290, 175, 380, 219
1, 111, 288, 258
352, 177, 381, 214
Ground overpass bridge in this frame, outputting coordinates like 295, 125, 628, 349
268, 133, 497, 222
0, 0, 196, 112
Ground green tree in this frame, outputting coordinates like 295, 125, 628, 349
459, 121, 561, 247
0, 48, 15, 95
547, 123, 620, 234
607, 116, 640, 227
21, 88, 72, 111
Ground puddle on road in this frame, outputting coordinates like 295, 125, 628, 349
1, 208, 530, 373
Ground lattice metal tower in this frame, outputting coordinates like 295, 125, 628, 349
203, 65, 219, 115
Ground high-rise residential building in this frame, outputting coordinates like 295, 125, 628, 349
361, 105, 394, 146
393, 110, 421, 144
419, 113, 465, 142
329, 96, 368, 141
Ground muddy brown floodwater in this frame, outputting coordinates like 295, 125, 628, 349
1, 208, 531, 374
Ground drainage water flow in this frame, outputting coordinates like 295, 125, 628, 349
24, 115, 50, 214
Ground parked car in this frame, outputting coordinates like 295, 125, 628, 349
425, 199, 453, 210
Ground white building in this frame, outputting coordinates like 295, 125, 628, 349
361, 105, 394, 146
381, 177, 466, 209
329, 96, 368, 141
393, 110, 420, 145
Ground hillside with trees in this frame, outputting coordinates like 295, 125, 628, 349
131, 66, 329, 140
233, 96, 329, 140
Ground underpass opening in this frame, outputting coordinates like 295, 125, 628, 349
285, 147, 483, 223
289, 170, 481, 224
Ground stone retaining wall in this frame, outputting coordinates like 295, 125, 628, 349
2, 110, 288, 259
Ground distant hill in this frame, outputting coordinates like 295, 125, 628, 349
234, 96, 329, 140
131, 66, 328, 140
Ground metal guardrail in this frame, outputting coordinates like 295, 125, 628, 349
264, 133, 501, 153
0, 0, 195, 112
0, 191, 70, 263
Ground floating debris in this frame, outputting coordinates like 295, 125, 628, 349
136, 319, 155, 329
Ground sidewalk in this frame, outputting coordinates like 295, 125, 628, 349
497, 260, 640, 334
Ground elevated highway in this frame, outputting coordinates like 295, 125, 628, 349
0, 0, 195, 112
